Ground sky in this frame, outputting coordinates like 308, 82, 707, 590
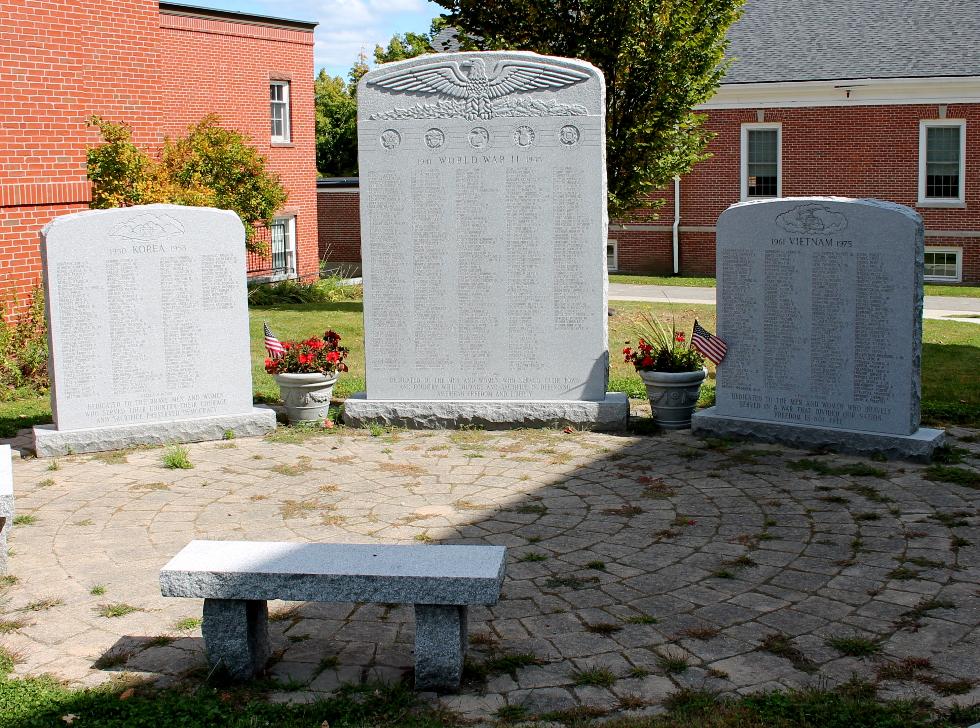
188, 0, 444, 78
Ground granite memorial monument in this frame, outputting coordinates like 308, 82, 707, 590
33, 205, 275, 456
0, 444, 12, 574
692, 197, 944, 460
344, 51, 628, 429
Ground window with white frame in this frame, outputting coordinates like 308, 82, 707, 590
741, 124, 781, 199
919, 120, 965, 205
923, 247, 962, 282
270, 216, 296, 278
606, 239, 618, 272
270, 81, 291, 143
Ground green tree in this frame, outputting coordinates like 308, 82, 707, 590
432, 0, 744, 218
374, 18, 448, 64
87, 115, 287, 253
315, 69, 358, 176
374, 31, 433, 64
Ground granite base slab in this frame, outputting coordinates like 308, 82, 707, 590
32, 408, 277, 457
342, 392, 629, 431
691, 407, 945, 462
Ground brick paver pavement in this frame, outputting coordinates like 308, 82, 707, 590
2, 424, 978, 721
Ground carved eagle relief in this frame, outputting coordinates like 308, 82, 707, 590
367, 58, 591, 120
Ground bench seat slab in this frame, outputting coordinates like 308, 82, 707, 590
415, 604, 467, 691
202, 598, 270, 680
161, 541, 507, 605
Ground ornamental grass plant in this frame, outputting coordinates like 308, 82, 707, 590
623, 314, 704, 373
264, 330, 350, 376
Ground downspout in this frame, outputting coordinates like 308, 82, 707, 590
672, 175, 681, 274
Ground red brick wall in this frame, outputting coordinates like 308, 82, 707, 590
615, 103, 980, 281
0, 0, 163, 309
0, 2, 317, 315
317, 102, 980, 283
159, 12, 318, 282
317, 189, 361, 273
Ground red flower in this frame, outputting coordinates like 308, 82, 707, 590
641, 356, 654, 368
326, 351, 340, 364
675, 332, 685, 343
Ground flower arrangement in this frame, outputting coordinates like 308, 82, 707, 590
264, 330, 350, 376
623, 315, 704, 373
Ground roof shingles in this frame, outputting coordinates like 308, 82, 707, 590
724, 0, 980, 84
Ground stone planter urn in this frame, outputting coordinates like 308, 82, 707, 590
639, 367, 707, 430
273, 372, 338, 424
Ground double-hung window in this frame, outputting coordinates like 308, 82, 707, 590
924, 248, 962, 283
270, 81, 291, 143
919, 120, 965, 205
270, 217, 296, 279
741, 124, 781, 199
606, 239, 618, 272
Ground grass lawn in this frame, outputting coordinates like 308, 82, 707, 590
249, 302, 366, 401
2, 300, 978, 436
610, 274, 980, 299
610, 273, 717, 287
1, 651, 976, 728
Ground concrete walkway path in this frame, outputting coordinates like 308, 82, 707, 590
609, 283, 980, 323
2, 424, 979, 720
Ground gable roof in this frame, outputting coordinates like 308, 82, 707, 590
725, 0, 980, 84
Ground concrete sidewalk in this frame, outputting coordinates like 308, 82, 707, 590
609, 283, 980, 323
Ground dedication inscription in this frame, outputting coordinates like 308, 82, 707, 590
357, 52, 609, 403
34, 205, 274, 455
706, 197, 935, 443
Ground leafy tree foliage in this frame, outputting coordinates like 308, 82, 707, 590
315, 70, 358, 176
374, 18, 447, 64
374, 32, 434, 64
431, 0, 744, 217
87, 115, 287, 252
317, 21, 446, 176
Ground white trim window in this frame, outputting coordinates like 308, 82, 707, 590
741, 123, 781, 200
270, 81, 291, 143
270, 216, 296, 279
923, 247, 962, 282
606, 239, 618, 272
919, 120, 966, 205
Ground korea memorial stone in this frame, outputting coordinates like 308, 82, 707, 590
692, 197, 944, 460
33, 205, 275, 456
344, 51, 628, 429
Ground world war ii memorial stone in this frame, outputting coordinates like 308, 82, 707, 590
692, 197, 944, 460
344, 51, 628, 429
33, 205, 276, 456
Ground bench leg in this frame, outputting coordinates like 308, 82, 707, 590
202, 598, 270, 680
414, 604, 467, 691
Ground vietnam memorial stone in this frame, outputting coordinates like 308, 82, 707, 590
0, 445, 12, 574
33, 205, 275, 456
343, 51, 628, 430
692, 197, 944, 460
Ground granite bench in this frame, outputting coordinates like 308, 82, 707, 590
160, 540, 507, 690
0, 445, 13, 575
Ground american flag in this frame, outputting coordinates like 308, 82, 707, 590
691, 320, 727, 365
263, 322, 285, 358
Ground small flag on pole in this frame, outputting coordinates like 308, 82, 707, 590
263, 322, 285, 358
691, 320, 728, 365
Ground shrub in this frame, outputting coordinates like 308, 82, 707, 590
247, 276, 362, 306
0, 286, 49, 398
87, 115, 287, 253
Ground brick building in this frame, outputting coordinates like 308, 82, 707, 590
0, 1, 318, 311
320, 1, 980, 284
